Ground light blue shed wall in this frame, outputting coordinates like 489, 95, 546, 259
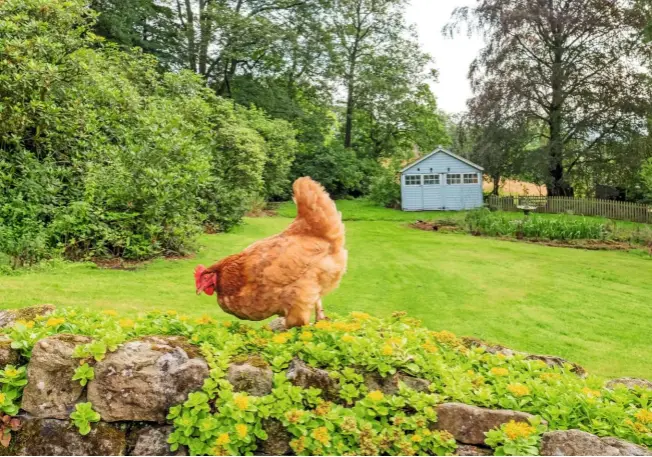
400, 151, 483, 211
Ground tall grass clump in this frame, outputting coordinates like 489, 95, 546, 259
465, 209, 610, 241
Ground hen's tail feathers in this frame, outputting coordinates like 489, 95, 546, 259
293, 177, 345, 249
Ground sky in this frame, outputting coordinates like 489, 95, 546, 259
405, 0, 485, 115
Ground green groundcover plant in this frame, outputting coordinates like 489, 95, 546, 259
0, 308, 650, 455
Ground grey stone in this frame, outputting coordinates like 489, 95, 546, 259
267, 318, 286, 333
12, 416, 126, 456
21, 334, 92, 419
364, 372, 431, 395
227, 358, 273, 396
286, 358, 340, 401
455, 444, 493, 456
0, 336, 19, 368
259, 419, 291, 455
434, 402, 538, 445
600, 437, 652, 456
87, 336, 208, 422
461, 337, 586, 376
128, 425, 186, 456
541, 430, 621, 456
605, 377, 652, 391
0, 305, 55, 328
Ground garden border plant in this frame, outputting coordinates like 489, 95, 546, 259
0, 307, 650, 455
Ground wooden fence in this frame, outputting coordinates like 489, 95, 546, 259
486, 195, 652, 223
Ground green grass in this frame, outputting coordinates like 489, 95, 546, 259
1, 201, 651, 379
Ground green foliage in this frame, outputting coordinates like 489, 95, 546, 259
0, 0, 297, 265
368, 165, 402, 209
72, 363, 95, 387
70, 402, 101, 435
485, 418, 546, 456
0, 366, 27, 416
291, 144, 377, 198
465, 209, 609, 241
0, 308, 651, 453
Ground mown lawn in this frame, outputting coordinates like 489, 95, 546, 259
0, 201, 651, 378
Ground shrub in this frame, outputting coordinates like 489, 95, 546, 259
0, 0, 294, 263
1, 308, 650, 455
368, 165, 402, 209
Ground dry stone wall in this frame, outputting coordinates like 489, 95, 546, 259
0, 308, 649, 456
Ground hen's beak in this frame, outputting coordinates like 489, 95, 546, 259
196, 287, 202, 295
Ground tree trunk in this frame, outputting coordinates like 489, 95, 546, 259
183, 0, 197, 72
344, 79, 355, 148
198, 0, 212, 76
492, 174, 501, 196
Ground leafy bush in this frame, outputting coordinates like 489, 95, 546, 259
0, 0, 296, 264
1, 308, 650, 455
465, 209, 610, 241
368, 165, 402, 209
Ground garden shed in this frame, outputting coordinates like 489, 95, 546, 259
400, 147, 484, 211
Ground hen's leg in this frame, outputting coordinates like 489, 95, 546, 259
285, 306, 312, 329
315, 299, 327, 322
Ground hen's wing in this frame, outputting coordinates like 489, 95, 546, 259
245, 234, 332, 288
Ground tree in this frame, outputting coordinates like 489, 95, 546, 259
448, 0, 652, 196
90, 0, 181, 67
328, 0, 410, 149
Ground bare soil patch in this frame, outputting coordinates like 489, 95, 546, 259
92, 253, 194, 270
411, 220, 462, 233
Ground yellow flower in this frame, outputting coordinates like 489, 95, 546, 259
431, 330, 457, 344
633, 422, 648, 433
311, 426, 330, 445
4, 367, 18, 377
350, 312, 371, 320
635, 409, 652, 424
367, 390, 384, 402
45, 317, 65, 328
300, 331, 313, 341
16, 319, 34, 329
166, 310, 177, 316
102, 310, 118, 316
387, 337, 402, 346
490, 367, 509, 377
215, 433, 230, 446
507, 383, 530, 397
497, 353, 506, 359
315, 320, 332, 330
234, 394, 249, 410
119, 318, 135, 328
439, 431, 455, 442
272, 333, 291, 344
422, 343, 438, 353
286, 409, 305, 424
381, 345, 394, 356
341, 334, 355, 343
411, 434, 423, 443
195, 315, 214, 325
315, 401, 332, 416
0, 393, 6, 403
179, 316, 189, 322
222, 321, 232, 328
290, 436, 306, 453
581, 387, 601, 398
235, 423, 248, 439
191, 335, 200, 342
503, 421, 535, 440
540, 372, 561, 381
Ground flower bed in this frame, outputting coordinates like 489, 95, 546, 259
0, 306, 649, 455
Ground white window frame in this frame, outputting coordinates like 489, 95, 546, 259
423, 174, 440, 185
405, 175, 421, 186
463, 173, 479, 184
447, 173, 462, 185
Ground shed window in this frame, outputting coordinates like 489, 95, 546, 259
447, 174, 462, 185
405, 175, 421, 186
423, 174, 440, 185
463, 173, 479, 184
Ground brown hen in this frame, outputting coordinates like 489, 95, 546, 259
195, 177, 347, 328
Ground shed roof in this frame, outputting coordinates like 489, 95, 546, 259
400, 146, 484, 173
